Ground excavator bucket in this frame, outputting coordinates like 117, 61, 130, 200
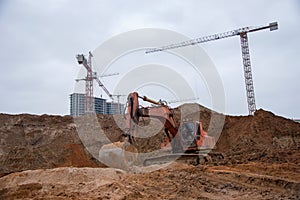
98, 141, 138, 170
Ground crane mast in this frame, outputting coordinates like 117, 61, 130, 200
76, 52, 94, 114
240, 33, 256, 115
146, 22, 278, 115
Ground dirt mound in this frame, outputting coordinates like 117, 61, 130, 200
217, 109, 300, 164
0, 164, 298, 199
0, 167, 126, 199
0, 114, 100, 177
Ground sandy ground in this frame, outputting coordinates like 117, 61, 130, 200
0, 162, 299, 199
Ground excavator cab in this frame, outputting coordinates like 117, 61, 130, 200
180, 121, 198, 149
178, 121, 215, 152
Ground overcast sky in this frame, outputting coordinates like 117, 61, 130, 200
0, 0, 299, 118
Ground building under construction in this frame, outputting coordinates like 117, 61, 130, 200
69, 93, 124, 117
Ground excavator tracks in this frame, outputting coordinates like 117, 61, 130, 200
143, 151, 225, 166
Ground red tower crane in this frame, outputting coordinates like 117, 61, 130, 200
76, 52, 114, 114
146, 22, 278, 115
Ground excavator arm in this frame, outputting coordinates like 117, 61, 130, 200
124, 92, 179, 146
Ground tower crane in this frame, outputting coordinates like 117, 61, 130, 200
76, 51, 114, 114
146, 22, 278, 115
111, 94, 127, 114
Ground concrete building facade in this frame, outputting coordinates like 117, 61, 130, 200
94, 97, 107, 115
70, 93, 124, 116
106, 102, 124, 115
70, 93, 85, 117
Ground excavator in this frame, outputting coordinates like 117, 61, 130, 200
99, 92, 221, 169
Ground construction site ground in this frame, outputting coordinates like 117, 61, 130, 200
0, 104, 299, 199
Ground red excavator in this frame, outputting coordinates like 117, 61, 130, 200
99, 92, 221, 169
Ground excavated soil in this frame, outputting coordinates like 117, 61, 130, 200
0, 104, 299, 199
